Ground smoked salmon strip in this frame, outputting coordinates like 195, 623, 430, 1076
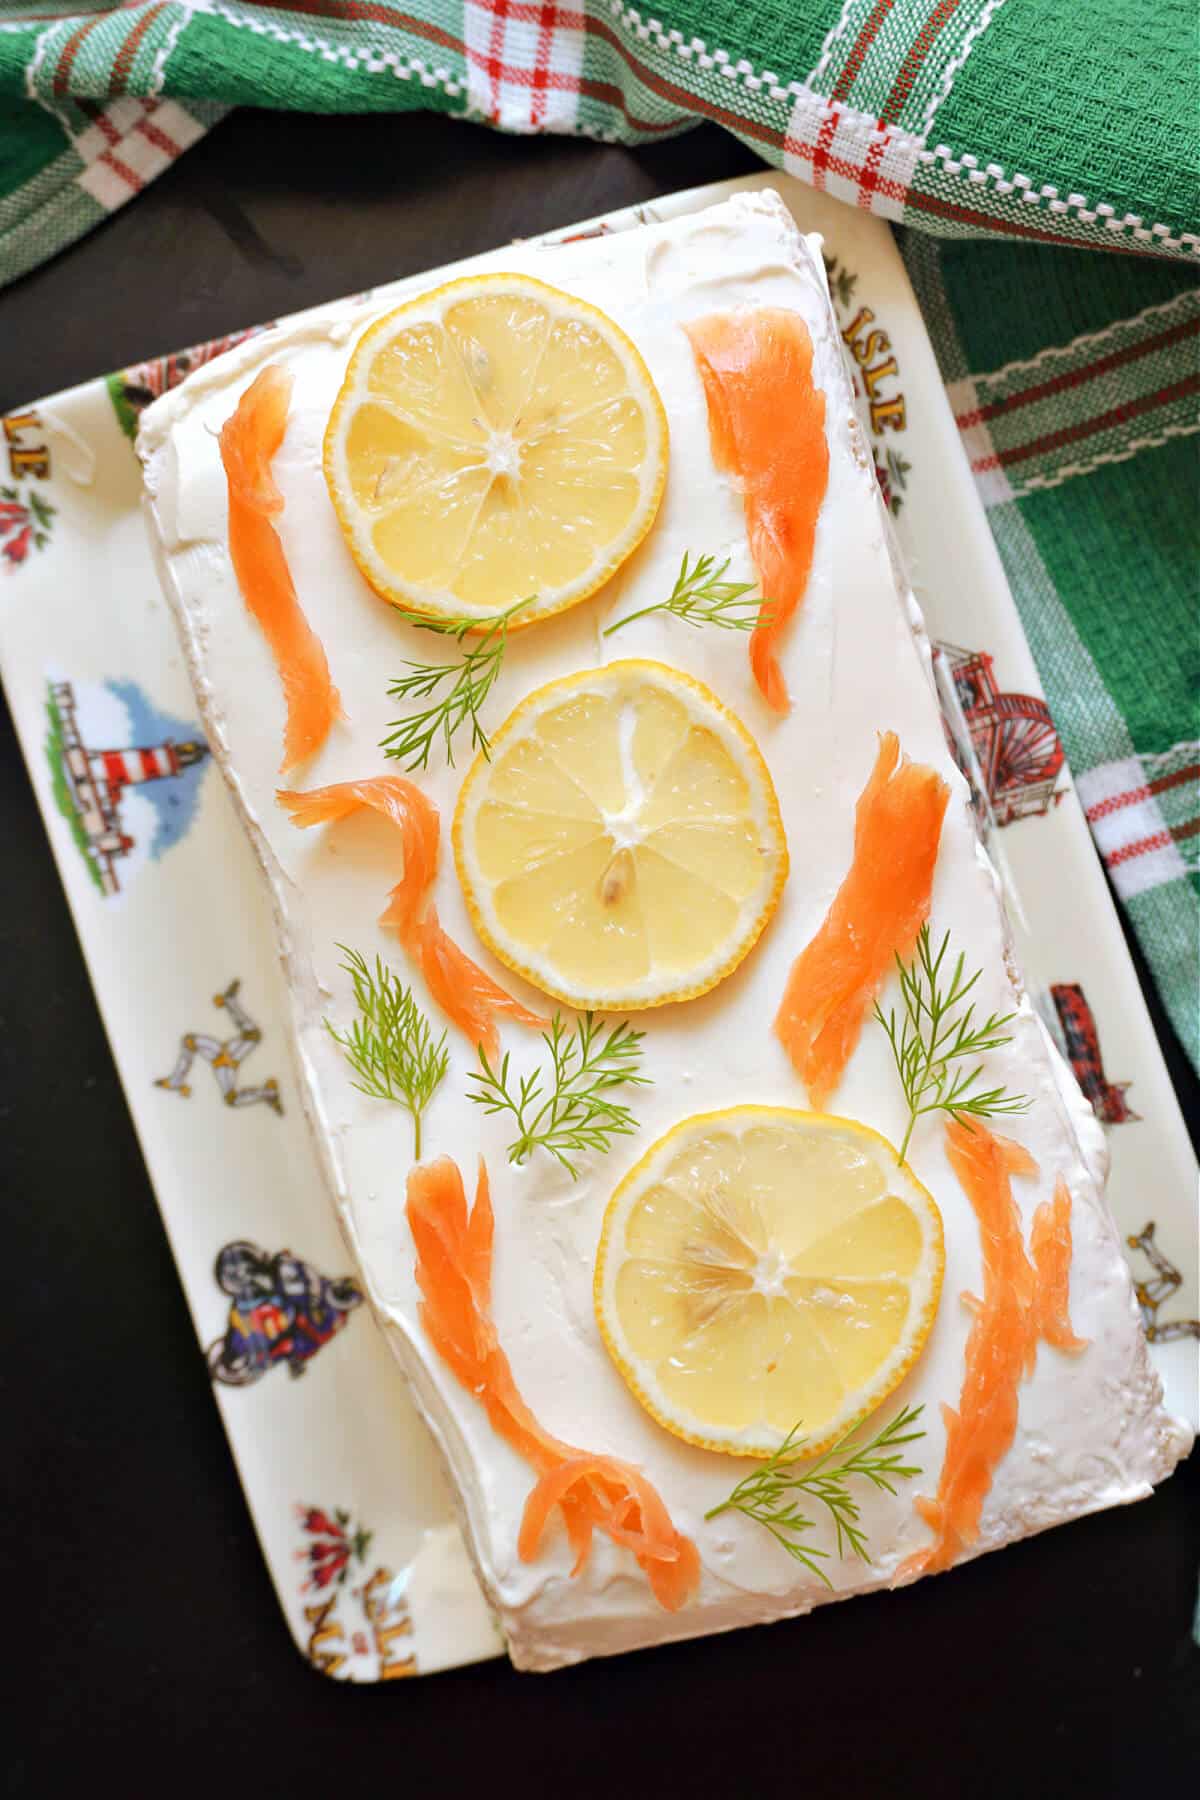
1030, 1177, 1089, 1355
407, 1156, 700, 1612
774, 731, 950, 1107
683, 308, 830, 713
219, 365, 341, 772
898, 1121, 1086, 1581
278, 777, 545, 1062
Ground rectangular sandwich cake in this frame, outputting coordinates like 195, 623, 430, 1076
139, 190, 1191, 1670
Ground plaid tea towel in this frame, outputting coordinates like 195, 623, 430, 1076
1, 1, 1197, 1064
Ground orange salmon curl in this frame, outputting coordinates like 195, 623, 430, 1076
278, 777, 545, 1062
219, 365, 341, 773
684, 307, 830, 713
407, 1156, 700, 1612
898, 1122, 1086, 1582
775, 731, 950, 1107
1030, 1177, 1089, 1354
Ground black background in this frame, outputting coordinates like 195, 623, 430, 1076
2, 110, 1197, 1794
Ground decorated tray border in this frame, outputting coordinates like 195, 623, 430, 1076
1, 173, 1194, 1681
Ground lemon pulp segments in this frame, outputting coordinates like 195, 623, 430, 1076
324, 274, 668, 625
453, 661, 788, 1010
595, 1107, 944, 1457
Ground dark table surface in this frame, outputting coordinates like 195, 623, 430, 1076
3, 108, 1197, 1795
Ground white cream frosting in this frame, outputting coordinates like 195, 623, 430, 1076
139, 191, 1191, 1672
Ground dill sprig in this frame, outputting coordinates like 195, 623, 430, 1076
874, 923, 1030, 1162
705, 1406, 926, 1585
380, 597, 532, 772
325, 947, 449, 1158
602, 550, 768, 638
468, 1012, 651, 1177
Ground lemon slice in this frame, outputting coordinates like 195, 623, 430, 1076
453, 660, 788, 1010
595, 1106, 944, 1457
323, 273, 668, 627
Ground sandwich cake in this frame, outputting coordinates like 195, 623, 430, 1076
138, 190, 1191, 1671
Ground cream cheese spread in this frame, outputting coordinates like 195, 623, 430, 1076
139, 191, 1191, 1671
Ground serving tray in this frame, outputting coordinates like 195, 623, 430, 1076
2, 171, 1194, 1680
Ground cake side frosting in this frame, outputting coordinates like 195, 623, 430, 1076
139, 190, 1191, 1671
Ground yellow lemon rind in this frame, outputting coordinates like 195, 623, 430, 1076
323, 272, 669, 632
593, 1105, 945, 1460
452, 660, 789, 1012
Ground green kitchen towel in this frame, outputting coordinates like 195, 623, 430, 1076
903, 234, 1198, 1068
1, 1, 1196, 1065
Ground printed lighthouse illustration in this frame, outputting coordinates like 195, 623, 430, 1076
50, 679, 208, 894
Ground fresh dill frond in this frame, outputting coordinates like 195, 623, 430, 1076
467, 1012, 651, 1177
705, 1406, 926, 1585
874, 922, 1030, 1162
379, 597, 532, 772
325, 947, 448, 1158
602, 550, 768, 638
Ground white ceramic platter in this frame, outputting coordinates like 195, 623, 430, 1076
1, 172, 1194, 1681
